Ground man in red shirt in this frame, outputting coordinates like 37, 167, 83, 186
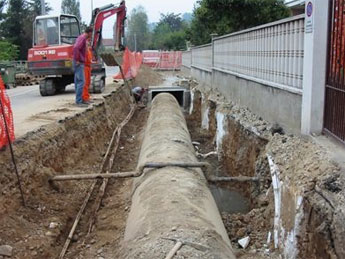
73, 27, 93, 107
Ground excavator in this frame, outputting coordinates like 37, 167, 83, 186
27, 1, 126, 96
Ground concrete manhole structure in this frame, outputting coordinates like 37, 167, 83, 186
148, 86, 190, 110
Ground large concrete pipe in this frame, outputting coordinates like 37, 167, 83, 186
122, 93, 235, 258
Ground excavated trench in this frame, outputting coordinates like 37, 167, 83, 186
186, 90, 274, 258
187, 85, 345, 259
0, 84, 139, 258
0, 70, 344, 259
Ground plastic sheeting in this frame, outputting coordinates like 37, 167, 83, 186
0, 76, 15, 148
114, 48, 143, 80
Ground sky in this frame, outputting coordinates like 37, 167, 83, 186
47, 0, 197, 38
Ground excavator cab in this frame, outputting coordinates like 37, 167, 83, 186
33, 15, 80, 47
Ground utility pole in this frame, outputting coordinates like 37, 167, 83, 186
40, 0, 46, 15
134, 33, 137, 52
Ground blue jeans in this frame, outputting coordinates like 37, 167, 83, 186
73, 62, 85, 104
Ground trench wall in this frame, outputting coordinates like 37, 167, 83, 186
0, 85, 133, 258
189, 87, 345, 259
0, 85, 132, 212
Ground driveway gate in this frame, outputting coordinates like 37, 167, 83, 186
325, 0, 345, 143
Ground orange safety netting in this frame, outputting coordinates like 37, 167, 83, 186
114, 48, 143, 80
0, 76, 15, 149
142, 51, 182, 70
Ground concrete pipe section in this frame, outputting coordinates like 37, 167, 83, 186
122, 93, 236, 258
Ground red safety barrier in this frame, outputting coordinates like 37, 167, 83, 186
114, 48, 143, 80
143, 50, 182, 70
0, 76, 15, 149
142, 51, 160, 68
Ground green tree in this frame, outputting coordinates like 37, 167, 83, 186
159, 13, 183, 31
126, 6, 150, 51
150, 13, 188, 50
27, 0, 52, 16
61, 0, 81, 21
0, 0, 52, 60
190, 0, 290, 45
0, 0, 7, 36
0, 40, 18, 60
0, 0, 6, 21
1, 0, 28, 59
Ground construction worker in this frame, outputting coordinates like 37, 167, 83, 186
73, 26, 93, 107
82, 40, 93, 103
132, 86, 147, 104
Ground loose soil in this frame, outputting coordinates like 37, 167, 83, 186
0, 85, 147, 258
131, 65, 163, 88
64, 107, 148, 259
186, 109, 277, 259
186, 79, 345, 259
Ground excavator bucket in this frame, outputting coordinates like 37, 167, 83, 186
100, 51, 124, 67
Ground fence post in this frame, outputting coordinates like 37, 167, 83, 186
301, 0, 330, 135
211, 34, 217, 90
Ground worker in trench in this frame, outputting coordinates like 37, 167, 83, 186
132, 86, 148, 105
73, 26, 93, 107
82, 39, 93, 104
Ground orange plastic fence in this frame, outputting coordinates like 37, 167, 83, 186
0, 76, 15, 148
114, 48, 143, 79
142, 51, 182, 70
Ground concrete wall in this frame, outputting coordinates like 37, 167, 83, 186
213, 70, 302, 133
183, 5, 331, 135
182, 15, 306, 133
186, 66, 303, 133
191, 67, 212, 87
301, 0, 330, 135
181, 65, 191, 76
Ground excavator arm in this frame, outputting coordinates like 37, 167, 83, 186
90, 1, 126, 55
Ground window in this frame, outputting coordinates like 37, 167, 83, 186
60, 16, 80, 45
34, 17, 59, 46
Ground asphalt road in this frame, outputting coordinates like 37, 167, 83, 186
6, 66, 119, 137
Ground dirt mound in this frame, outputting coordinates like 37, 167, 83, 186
132, 65, 163, 88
